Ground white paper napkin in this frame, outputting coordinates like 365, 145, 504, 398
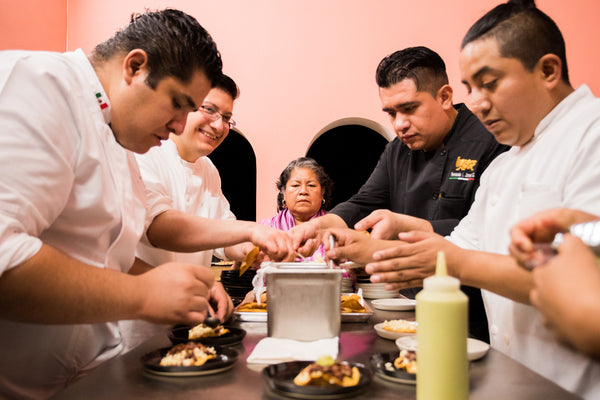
247, 336, 339, 364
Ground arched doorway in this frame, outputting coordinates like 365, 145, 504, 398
208, 128, 257, 221
306, 118, 391, 209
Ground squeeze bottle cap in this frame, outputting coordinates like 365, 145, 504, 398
423, 251, 459, 290
436, 251, 447, 276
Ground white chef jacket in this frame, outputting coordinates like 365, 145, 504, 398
449, 85, 600, 399
0, 50, 146, 399
119, 139, 236, 352
134, 139, 236, 267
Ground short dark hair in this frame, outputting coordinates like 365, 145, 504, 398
213, 74, 240, 100
375, 46, 449, 97
461, 0, 570, 85
276, 157, 333, 212
91, 9, 223, 89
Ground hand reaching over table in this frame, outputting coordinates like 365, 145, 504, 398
354, 209, 433, 240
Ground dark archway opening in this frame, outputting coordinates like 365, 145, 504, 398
208, 129, 257, 221
306, 124, 389, 209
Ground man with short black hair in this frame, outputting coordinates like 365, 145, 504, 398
292, 46, 508, 342
326, 1, 600, 397
0, 9, 246, 399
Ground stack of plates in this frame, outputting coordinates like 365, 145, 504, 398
356, 275, 399, 299
341, 277, 353, 292
220, 269, 256, 306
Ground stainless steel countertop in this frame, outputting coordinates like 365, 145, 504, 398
50, 303, 579, 399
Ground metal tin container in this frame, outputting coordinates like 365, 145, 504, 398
265, 264, 342, 341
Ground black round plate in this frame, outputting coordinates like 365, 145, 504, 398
262, 361, 371, 399
143, 346, 238, 377
168, 326, 246, 346
369, 352, 416, 385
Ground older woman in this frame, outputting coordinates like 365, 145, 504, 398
260, 157, 333, 261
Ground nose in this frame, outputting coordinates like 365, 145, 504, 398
299, 184, 309, 194
209, 116, 226, 131
167, 112, 189, 135
393, 114, 410, 133
467, 89, 491, 117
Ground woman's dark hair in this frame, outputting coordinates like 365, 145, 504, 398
91, 8, 223, 88
376, 46, 449, 97
213, 74, 239, 100
461, 0, 570, 85
276, 157, 333, 212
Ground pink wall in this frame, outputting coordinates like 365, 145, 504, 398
0, 0, 67, 51
3, 1, 600, 220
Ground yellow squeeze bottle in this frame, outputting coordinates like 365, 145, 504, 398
415, 251, 468, 400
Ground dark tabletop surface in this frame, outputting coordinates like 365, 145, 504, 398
50, 302, 579, 400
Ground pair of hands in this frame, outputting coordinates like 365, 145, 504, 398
509, 208, 600, 355
289, 210, 446, 290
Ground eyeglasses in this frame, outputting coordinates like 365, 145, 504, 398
199, 105, 236, 129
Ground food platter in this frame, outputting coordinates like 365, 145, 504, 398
395, 336, 490, 361
370, 352, 416, 385
142, 346, 238, 377
262, 361, 372, 399
168, 326, 246, 346
373, 322, 417, 340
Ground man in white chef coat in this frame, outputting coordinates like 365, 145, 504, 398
322, 1, 600, 398
122, 74, 296, 351
0, 8, 291, 400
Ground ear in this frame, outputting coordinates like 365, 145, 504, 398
122, 49, 149, 85
437, 84, 454, 110
537, 54, 562, 89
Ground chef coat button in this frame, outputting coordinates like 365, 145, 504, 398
503, 333, 511, 346
490, 325, 499, 336
440, 149, 447, 156
490, 196, 498, 206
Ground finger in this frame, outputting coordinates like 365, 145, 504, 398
297, 239, 317, 256
370, 266, 423, 284
185, 310, 210, 326
509, 227, 534, 253
290, 227, 312, 250
366, 257, 409, 274
383, 279, 424, 291
214, 297, 232, 321
397, 230, 430, 243
354, 213, 380, 231
190, 265, 215, 289
508, 243, 533, 267
372, 245, 408, 261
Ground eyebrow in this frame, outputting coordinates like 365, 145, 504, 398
202, 101, 233, 117
382, 101, 419, 113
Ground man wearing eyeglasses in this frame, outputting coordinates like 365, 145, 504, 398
122, 74, 294, 351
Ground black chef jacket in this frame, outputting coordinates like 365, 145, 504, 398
331, 104, 509, 342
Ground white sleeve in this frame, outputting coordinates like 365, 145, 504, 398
134, 151, 175, 235
0, 55, 76, 273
